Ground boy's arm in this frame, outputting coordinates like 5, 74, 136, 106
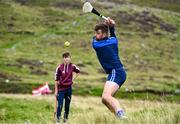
73, 73, 79, 81
54, 81, 58, 96
72, 64, 80, 81
55, 66, 61, 81
54, 66, 61, 95
54, 81, 58, 117
73, 64, 80, 73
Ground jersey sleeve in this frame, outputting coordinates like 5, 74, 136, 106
73, 64, 80, 73
55, 65, 61, 81
109, 26, 116, 38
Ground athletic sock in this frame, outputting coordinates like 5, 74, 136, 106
116, 109, 125, 118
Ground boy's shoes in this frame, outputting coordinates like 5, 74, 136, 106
63, 118, 68, 124
116, 110, 128, 120
55, 117, 60, 124
55, 118, 67, 124
63, 113, 68, 124
55, 119, 60, 124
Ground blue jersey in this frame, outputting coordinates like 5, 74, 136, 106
92, 27, 123, 74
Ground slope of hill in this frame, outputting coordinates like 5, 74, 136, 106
0, 0, 179, 101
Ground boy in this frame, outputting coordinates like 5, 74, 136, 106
92, 17, 127, 119
54, 52, 80, 123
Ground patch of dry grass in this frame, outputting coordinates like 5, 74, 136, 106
0, 94, 179, 124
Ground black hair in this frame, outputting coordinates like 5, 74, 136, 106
62, 52, 70, 58
94, 23, 108, 34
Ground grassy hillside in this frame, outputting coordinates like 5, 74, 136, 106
0, 0, 180, 101
0, 94, 179, 124
129, 0, 180, 13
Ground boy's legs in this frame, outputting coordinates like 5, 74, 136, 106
56, 91, 65, 121
64, 87, 72, 122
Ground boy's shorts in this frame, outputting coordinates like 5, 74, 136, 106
107, 67, 126, 87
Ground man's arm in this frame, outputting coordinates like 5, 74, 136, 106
106, 17, 116, 37
109, 26, 116, 38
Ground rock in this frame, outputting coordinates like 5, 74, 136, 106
175, 89, 180, 94
160, 23, 177, 33
17, 58, 44, 67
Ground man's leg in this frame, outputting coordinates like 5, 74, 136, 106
102, 68, 127, 118
102, 81, 126, 118
64, 87, 72, 122
102, 81, 120, 113
56, 91, 65, 121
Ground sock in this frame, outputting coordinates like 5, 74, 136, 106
116, 109, 125, 118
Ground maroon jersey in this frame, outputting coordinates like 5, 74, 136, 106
55, 63, 80, 91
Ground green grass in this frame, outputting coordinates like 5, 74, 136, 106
129, 0, 180, 13
0, 96, 53, 123
0, 0, 180, 102
0, 0, 179, 123
0, 94, 179, 124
